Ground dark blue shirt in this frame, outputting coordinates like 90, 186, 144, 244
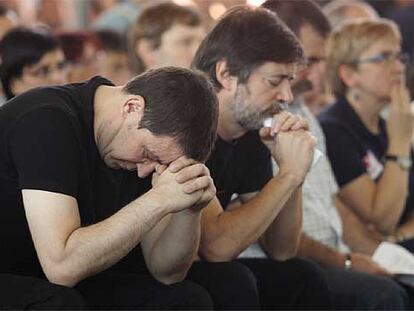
318, 96, 414, 224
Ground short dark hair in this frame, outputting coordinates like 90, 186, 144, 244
95, 29, 127, 53
57, 31, 102, 63
0, 26, 60, 99
262, 0, 331, 38
191, 5, 304, 90
128, 1, 201, 73
124, 67, 218, 162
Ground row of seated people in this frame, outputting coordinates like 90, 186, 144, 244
0, 27, 132, 105
1, 0, 414, 309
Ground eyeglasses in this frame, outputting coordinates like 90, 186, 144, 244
353, 51, 410, 66
25, 60, 69, 78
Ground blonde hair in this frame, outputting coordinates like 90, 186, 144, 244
322, 0, 378, 29
326, 18, 401, 98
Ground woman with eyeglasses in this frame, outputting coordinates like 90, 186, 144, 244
0, 26, 68, 101
319, 18, 414, 251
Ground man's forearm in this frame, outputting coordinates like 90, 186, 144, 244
44, 191, 169, 287
260, 187, 302, 260
335, 197, 380, 256
298, 234, 345, 268
200, 172, 300, 261
144, 208, 202, 284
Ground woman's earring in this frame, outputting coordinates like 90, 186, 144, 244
351, 88, 360, 102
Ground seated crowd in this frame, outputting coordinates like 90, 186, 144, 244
0, 0, 414, 309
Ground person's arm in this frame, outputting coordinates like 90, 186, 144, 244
394, 212, 414, 242
140, 160, 215, 284
199, 113, 315, 261
23, 189, 170, 287
23, 158, 215, 287
257, 186, 302, 260
334, 196, 381, 256
334, 85, 413, 234
199, 173, 301, 262
298, 234, 390, 276
338, 164, 409, 235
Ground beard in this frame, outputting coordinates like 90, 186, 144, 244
230, 85, 288, 130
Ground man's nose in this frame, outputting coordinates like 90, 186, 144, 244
136, 161, 158, 178
274, 80, 293, 103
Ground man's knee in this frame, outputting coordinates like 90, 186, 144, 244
188, 261, 260, 309
210, 261, 257, 285
1, 274, 86, 310
284, 257, 327, 284
359, 277, 408, 310
156, 280, 213, 310
37, 285, 86, 310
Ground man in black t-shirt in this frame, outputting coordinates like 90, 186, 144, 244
191, 6, 333, 309
0, 67, 219, 309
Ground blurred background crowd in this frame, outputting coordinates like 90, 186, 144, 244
0, 0, 413, 100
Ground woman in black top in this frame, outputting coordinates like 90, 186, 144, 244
319, 18, 414, 248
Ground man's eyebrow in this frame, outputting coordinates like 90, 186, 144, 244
266, 73, 296, 81
266, 73, 295, 78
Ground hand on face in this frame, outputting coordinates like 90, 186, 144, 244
151, 156, 216, 213
260, 111, 316, 184
387, 83, 414, 155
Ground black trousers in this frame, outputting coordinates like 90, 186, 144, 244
187, 261, 260, 310
237, 257, 333, 310
324, 266, 410, 310
0, 273, 86, 310
77, 246, 259, 310
76, 271, 213, 310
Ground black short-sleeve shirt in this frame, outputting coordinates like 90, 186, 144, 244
206, 131, 273, 208
0, 77, 151, 277
318, 96, 414, 224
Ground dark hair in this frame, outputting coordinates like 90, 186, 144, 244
0, 26, 60, 99
57, 31, 102, 63
95, 29, 127, 53
128, 1, 201, 73
191, 5, 304, 90
123, 67, 218, 162
262, 0, 331, 38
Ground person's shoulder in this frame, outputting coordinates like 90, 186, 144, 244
1, 85, 77, 118
0, 85, 85, 137
317, 100, 345, 125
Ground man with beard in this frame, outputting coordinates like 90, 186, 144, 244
190, 5, 333, 309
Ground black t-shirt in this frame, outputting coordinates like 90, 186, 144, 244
0, 77, 151, 277
318, 96, 414, 224
206, 131, 273, 208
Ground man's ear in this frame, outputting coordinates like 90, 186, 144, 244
338, 64, 358, 89
215, 59, 236, 91
121, 95, 145, 127
10, 77, 23, 96
135, 39, 157, 69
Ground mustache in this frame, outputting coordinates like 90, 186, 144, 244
267, 101, 289, 114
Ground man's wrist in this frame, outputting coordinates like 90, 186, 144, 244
141, 190, 171, 216
276, 170, 304, 188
